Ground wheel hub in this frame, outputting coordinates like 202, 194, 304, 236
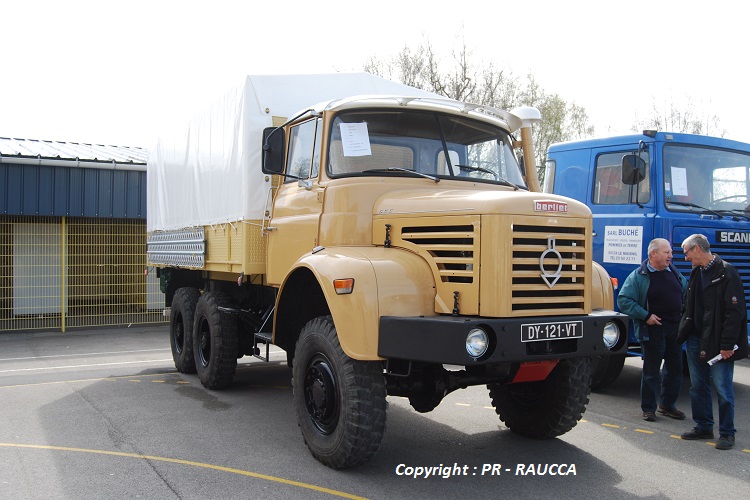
197, 320, 211, 367
173, 316, 184, 354
303, 357, 338, 434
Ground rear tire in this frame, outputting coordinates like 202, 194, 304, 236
292, 316, 387, 469
169, 287, 200, 373
488, 357, 591, 439
193, 291, 238, 389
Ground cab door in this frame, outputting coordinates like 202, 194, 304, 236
266, 118, 323, 285
589, 145, 655, 294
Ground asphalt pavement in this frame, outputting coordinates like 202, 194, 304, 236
1, 325, 749, 499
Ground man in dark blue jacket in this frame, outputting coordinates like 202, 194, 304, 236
679, 233, 748, 450
618, 238, 688, 422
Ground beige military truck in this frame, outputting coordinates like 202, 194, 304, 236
147, 73, 628, 469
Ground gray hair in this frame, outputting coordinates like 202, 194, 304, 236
682, 233, 710, 253
648, 238, 671, 254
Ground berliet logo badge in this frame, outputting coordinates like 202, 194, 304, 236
540, 237, 563, 288
534, 200, 568, 212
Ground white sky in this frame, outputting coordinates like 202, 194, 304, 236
2, 0, 748, 149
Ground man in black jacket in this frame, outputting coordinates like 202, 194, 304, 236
678, 234, 749, 450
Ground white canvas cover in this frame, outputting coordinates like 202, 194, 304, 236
147, 73, 440, 231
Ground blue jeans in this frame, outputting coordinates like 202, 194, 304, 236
685, 335, 736, 436
640, 320, 683, 412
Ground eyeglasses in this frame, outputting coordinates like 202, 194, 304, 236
684, 245, 697, 256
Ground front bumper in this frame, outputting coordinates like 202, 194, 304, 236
378, 309, 628, 365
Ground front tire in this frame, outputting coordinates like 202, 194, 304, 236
170, 287, 200, 373
292, 316, 387, 469
193, 291, 238, 389
590, 354, 626, 391
488, 357, 591, 439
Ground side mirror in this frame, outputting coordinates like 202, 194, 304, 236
621, 154, 646, 185
261, 127, 286, 174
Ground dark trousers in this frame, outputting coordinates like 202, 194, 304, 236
685, 335, 736, 436
640, 320, 683, 412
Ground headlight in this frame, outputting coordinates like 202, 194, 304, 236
602, 321, 620, 349
466, 328, 489, 358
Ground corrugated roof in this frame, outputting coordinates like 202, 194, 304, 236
0, 137, 147, 164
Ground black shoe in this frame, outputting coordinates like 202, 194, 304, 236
681, 427, 714, 440
715, 435, 735, 450
658, 406, 686, 420
642, 411, 656, 422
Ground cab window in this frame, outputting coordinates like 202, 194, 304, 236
593, 151, 651, 204
286, 118, 319, 182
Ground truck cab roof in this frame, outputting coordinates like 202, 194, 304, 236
549, 130, 750, 153
297, 95, 524, 133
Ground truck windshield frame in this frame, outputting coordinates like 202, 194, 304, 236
327, 109, 526, 188
663, 144, 750, 213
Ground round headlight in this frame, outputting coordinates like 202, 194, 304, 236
602, 321, 620, 349
466, 328, 489, 358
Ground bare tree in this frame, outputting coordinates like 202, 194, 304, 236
632, 95, 725, 136
364, 40, 594, 183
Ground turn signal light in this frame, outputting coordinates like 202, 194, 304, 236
333, 278, 354, 295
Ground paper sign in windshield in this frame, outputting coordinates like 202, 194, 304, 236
671, 167, 689, 196
339, 122, 372, 157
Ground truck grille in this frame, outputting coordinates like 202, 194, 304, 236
511, 224, 587, 314
672, 241, 750, 332
401, 224, 478, 284
384, 218, 480, 315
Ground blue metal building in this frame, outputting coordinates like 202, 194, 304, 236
0, 137, 164, 332
1, 137, 147, 218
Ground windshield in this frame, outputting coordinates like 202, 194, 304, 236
328, 109, 526, 187
664, 145, 750, 213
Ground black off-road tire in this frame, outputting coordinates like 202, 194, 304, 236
169, 287, 200, 373
590, 354, 626, 391
193, 291, 238, 389
488, 357, 592, 439
292, 316, 387, 469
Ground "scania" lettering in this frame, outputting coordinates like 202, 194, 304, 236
718, 231, 750, 244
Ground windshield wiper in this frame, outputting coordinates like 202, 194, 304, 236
667, 200, 723, 219
361, 167, 439, 183
455, 164, 497, 178
719, 209, 750, 221
453, 165, 523, 190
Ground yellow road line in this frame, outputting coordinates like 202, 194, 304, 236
634, 429, 654, 434
601, 423, 620, 429
0, 443, 366, 500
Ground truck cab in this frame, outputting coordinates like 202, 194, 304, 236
545, 130, 750, 387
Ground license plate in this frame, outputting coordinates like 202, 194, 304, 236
521, 320, 583, 342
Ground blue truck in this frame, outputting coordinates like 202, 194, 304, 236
545, 130, 750, 388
